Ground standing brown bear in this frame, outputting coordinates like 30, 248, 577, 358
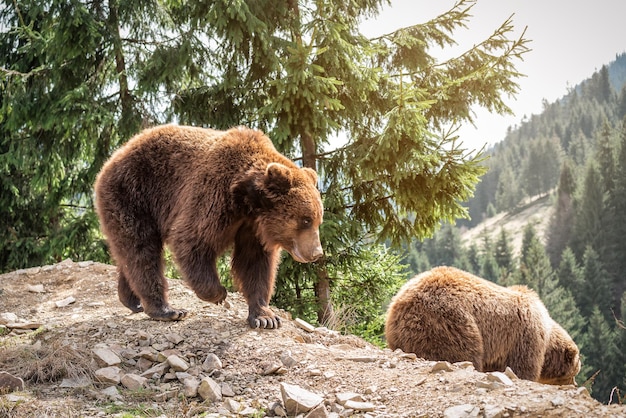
385, 266, 581, 385
95, 125, 324, 329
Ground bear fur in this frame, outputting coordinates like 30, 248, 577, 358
95, 124, 324, 328
385, 266, 580, 385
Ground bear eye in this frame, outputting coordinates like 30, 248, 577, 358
300, 217, 313, 228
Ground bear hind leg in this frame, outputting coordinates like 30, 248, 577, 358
108, 227, 188, 321
117, 267, 143, 313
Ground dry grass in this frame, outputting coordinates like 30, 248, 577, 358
0, 338, 94, 385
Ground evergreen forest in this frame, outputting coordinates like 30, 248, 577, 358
405, 52, 626, 403
1, 0, 624, 405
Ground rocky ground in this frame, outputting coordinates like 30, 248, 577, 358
0, 259, 625, 418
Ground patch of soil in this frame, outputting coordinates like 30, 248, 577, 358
1, 260, 624, 417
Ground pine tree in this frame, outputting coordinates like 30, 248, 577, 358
515, 223, 553, 293
570, 164, 604, 259
556, 247, 585, 309
546, 160, 576, 268
1, 0, 531, 324
580, 246, 613, 322
581, 306, 621, 403
606, 118, 626, 309
494, 227, 514, 275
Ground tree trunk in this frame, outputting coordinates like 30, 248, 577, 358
301, 131, 334, 325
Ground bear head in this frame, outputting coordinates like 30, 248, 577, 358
538, 322, 581, 386
232, 162, 324, 263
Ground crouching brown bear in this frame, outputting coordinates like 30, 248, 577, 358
95, 125, 324, 329
385, 267, 580, 385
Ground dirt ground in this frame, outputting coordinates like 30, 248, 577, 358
1, 259, 625, 417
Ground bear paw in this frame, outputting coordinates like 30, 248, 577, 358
194, 284, 228, 305
248, 307, 281, 329
146, 307, 189, 321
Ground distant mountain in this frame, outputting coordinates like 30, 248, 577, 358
461, 51, 626, 229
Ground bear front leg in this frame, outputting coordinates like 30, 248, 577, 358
232, 226, 282, 329
174, 246, 228, 305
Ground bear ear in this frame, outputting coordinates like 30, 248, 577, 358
231, 175, 272, 215
301, 167, 318, 185
265, 163, 293, 194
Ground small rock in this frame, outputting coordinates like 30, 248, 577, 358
100, 386, 122, 401
281, 382, 323, 415
78, 260, 94, 267
224, 398, 242, 413
95, 366, 122, 384
121, 373, 147, 391
0, 312, 18, 324
26, 284, 45, 293
221, 382, 235, 397
54, 296, 76, 308
92, 347, 122, 367
431, 361, 454, 372
504, 367, 518, 380
198, 376, 222, 402
305, 403, 329, 418
202, 353, 223, 372
486, 371, 514, 386
344, 400, 375, 412
344, 356, 377, 363
5, 322, 42, 330
140, 361, 169, 378
551, 395, 565, 406
183, 376, 200, 398
294, 318, 316, 332
262, 361, 285, 375
167, 354, 189, 372
280, 351, 298, 368
443, 404, 480, 418
336, 392, 363, 405
58, 376, 90, 388
0, 371, 25, 392
165, 332, 184, 345
483, 404, 506, 418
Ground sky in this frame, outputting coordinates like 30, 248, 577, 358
360, 0, 626, 151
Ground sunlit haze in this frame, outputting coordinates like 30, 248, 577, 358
360, 0, 626, 151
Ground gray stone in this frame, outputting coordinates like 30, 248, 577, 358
121, 373, 147, 390
280, 382, 323, 415
344, 400, 375, 412
0, 371, 24, 392
166, 354, 189, 372
336, 392, 363, 405
443, 404, 480, 418
100, 386, 122, 401
486, 371, 514, 386
202, 353, 223, 372
198, 376, 222, 402
95, 366, 122, 384
305, 404, 329, 418
431, 361, 454, 372
92, 347, 122, 367
183, 376, 200, 398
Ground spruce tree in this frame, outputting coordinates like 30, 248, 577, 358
580, 246, 613, 322
546, 160, 576, 268
581, 306, 621, 403
556, 247, 585, 309
515, 223, 553, 294
494, 227, 514, 275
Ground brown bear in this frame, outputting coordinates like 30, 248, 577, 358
385, 266, 580, 385
95, 124, 324, 329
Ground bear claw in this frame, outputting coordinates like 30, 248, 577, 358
249, 314, 281, 329
147, 308, 189, 321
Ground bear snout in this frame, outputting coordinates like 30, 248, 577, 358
289, 241, 324, 263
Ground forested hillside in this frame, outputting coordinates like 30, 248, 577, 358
404, 52, 626, 403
